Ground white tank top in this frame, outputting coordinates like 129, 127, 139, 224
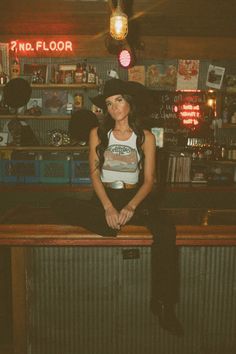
101, 130, 140, 184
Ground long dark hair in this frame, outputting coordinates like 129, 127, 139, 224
96, 94, 145, 172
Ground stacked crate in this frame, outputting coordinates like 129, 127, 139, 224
39, 151, 71, 184
0, 149, 92, 185
70, 149, 91, 185
2, 151, 40, 184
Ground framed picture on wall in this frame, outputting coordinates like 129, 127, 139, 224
151, 127, 164, 147
206, 64, 225, 90
0, 43, 10, 76
128, 65, 145, 85
43, 90, 68, 115
25, 98, 43, 116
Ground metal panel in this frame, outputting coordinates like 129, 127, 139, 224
26, 246, 236, 354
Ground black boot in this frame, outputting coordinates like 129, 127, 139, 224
150, 300, 184, 337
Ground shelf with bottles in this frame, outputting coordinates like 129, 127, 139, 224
221, 123, 236, 129
220, 91, 236, 125
0, 82, 99, 120
0, 83, 98, 89
191, 159, 236, 166
32, 83, 98, 89
1, 57, 100, 119
187, 147, 236, 164
164, 154, 236, 185
0, 146, 89, 152
182, 134, 236, 162
0, 114, 72, 120
164, 143, 236, 185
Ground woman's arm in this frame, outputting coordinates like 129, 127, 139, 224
118, 130, 156, 225
89, 127, 120, 229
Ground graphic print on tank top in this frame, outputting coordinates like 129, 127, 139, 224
103, 144, 138, 173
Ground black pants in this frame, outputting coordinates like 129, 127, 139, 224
52, 188, 180, 305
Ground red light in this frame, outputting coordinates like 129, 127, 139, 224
118, 49, 132, 68
174, 105, 178, 112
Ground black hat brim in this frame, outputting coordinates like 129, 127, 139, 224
90, 80, 156, 115
90, 94, 107, 111
3, 78, 32, 108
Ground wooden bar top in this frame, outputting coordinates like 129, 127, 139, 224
0, 205, 236, 246
0, 223, 236, 246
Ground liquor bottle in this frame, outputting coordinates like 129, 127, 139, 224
0, 64, 7, 84
31, 71, 38, 84
82, 59, 87, 83
75, 63, 83, 84
87, 65, 95, 84
73, 92, 83, 110
91, 65, 97, 84
51, 65, 55, 83
94, 66, 99, 85
54, 65, 60, 84
10, 50, 20, 79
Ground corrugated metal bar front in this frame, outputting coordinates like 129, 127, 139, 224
26, 246, 236, 354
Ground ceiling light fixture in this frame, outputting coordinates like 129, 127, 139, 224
110, 0, 128, 41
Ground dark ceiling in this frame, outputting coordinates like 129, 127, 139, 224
0, 0, 236, 37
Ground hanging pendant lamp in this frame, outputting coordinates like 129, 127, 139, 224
110, 0, 128, 41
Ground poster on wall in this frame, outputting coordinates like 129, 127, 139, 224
176, 59, 199, 90
25, 98, 43, 116
43, 91, 68, 115
206, 64, 225, 89
0, 43, 10, 76
146, 63, 177, 89
128, 66, 145, 85
225, 74, 236, 93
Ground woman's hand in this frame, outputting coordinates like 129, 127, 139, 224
118, 204, 135, 226
105, 205, 120, 230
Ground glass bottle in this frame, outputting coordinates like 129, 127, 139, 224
10, 50, 20, 79
82, 59, 88, 83
75, 63, 83, 84
0, 64, 7, 84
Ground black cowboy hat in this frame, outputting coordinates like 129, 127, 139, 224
68, 109, 99, 144
3, 78, 32, 108
90, 78, 155, 114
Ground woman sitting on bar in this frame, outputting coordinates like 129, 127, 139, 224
54, 78, 183, 336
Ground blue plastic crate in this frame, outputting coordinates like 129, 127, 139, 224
71, 160, 91, 185
2, 160, 40, 184
40, 160, 70, 184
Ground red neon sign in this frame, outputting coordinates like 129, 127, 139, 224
10, 40, 73, 54
178, 103, 202, 126
183, 118, 199, 126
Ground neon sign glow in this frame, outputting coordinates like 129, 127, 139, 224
177, 103, 201, 126
10, 40, 73, 53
